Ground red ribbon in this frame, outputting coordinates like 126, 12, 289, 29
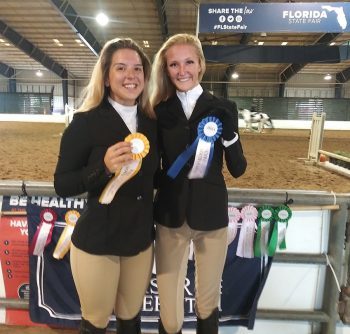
29, 209, 57, 256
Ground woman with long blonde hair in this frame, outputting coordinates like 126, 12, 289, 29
55, 37, 158, 334
150, 33, 247, 334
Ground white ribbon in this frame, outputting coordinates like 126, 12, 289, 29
29, 209, 56, 256
99, 159, 140, 204
236, 205, 258, 258
53, 224, 75, 259
53, 210, 79, 260
227, 206, 240, 245
188, 139, 212, 179
260, 221, 271, 256
277, 221, 288, 248
236, 220, 256, 258
32, 222, 53, 256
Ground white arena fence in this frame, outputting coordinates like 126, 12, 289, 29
0, 181, 349, 334
0, 110, 350, 130
306, 112, 350, 179
64, 103, 76, 127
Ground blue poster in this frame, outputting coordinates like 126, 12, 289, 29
199, 3, 350, 33
25, 197, 273, 330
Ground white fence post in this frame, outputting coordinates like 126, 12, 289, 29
64, 103, 75, 127
307, 112, 326, 162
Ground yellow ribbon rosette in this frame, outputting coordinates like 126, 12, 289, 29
125, 132, 150, 160
99, 132, 150, 204
53, 210, 80, 260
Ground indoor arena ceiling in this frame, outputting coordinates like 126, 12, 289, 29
1, 0, 350, 86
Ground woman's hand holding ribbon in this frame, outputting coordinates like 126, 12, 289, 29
104, 141, 133, 174
100, 133, 150, 204
211, 107, 236, 141
167, 116, 222, 179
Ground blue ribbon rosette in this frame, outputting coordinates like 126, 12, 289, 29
167, 116, 222, 179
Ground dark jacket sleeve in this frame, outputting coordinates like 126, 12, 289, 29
224, 140, 247, 178
222, 100, 247, 178
54, 113, 111, 197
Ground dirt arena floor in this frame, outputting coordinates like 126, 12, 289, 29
0, 325, 81, 334
0, 122, 349, 332
0, 122, 349, 193
0, 325, 115, 333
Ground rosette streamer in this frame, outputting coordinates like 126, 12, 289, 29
254, 206, 274, 258
99, 133, 150, 204
167, 116, 222, 179
267, 205, 292, 256
236, 205, 258, 258
53, 210, 80, 259
227, 206, 241, 245
29, 209, 57, 256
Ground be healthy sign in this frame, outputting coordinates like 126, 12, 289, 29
199, 2, 350, 33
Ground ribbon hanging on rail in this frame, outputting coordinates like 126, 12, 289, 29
167, 116, 222, 179
236, 205, 258, 258
99, 133, 150, 204
53, 210, 80, 260
254, 206, 274, 258
29, 209, 57, 256
227, 206, 241, 245
267, 205, 292, 256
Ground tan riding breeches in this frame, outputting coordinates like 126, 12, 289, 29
70, 243, 153, 328
155, 223, 228, 333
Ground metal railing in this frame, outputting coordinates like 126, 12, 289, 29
0, 181, 349, 334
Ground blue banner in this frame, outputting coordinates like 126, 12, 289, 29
24, 197, 273, 330
199, 2, 350, 33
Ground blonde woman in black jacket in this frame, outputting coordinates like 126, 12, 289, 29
54, 38, 158, 334
150, 34, 247, 334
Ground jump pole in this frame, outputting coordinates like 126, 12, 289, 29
306, 112, 326, 163
306, 112, 350, 178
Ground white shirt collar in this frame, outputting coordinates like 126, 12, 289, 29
176, 84, 203, 120
108, 96, 137, 133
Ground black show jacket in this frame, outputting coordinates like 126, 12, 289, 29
154, 91, 246, 231
54, 98, 158, 256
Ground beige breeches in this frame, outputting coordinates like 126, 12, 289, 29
155, 223, 228, 333
70, 243, 153, 328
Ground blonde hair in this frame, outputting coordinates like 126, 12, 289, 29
78, 37, 154, 118
149, 33, 206, 109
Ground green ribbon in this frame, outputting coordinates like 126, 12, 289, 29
267, 205, 292, 256
254, 205, 274, 257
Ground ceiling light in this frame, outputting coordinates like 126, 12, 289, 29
281, 41, 288, 46
258, 41, 264, 45
36, 70, 43, 77
96, 13, 109, 26
231, 72, 239, 79
53, 39, 63, 46
329, 42, 335, 46
211, 40, 218, 45
260, 32, 267, 37
324, 74, 332, 80
75, 38, 85, 46
4, 43, 10, 46
0, 39, 5, 43
143, 40, 150, 48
